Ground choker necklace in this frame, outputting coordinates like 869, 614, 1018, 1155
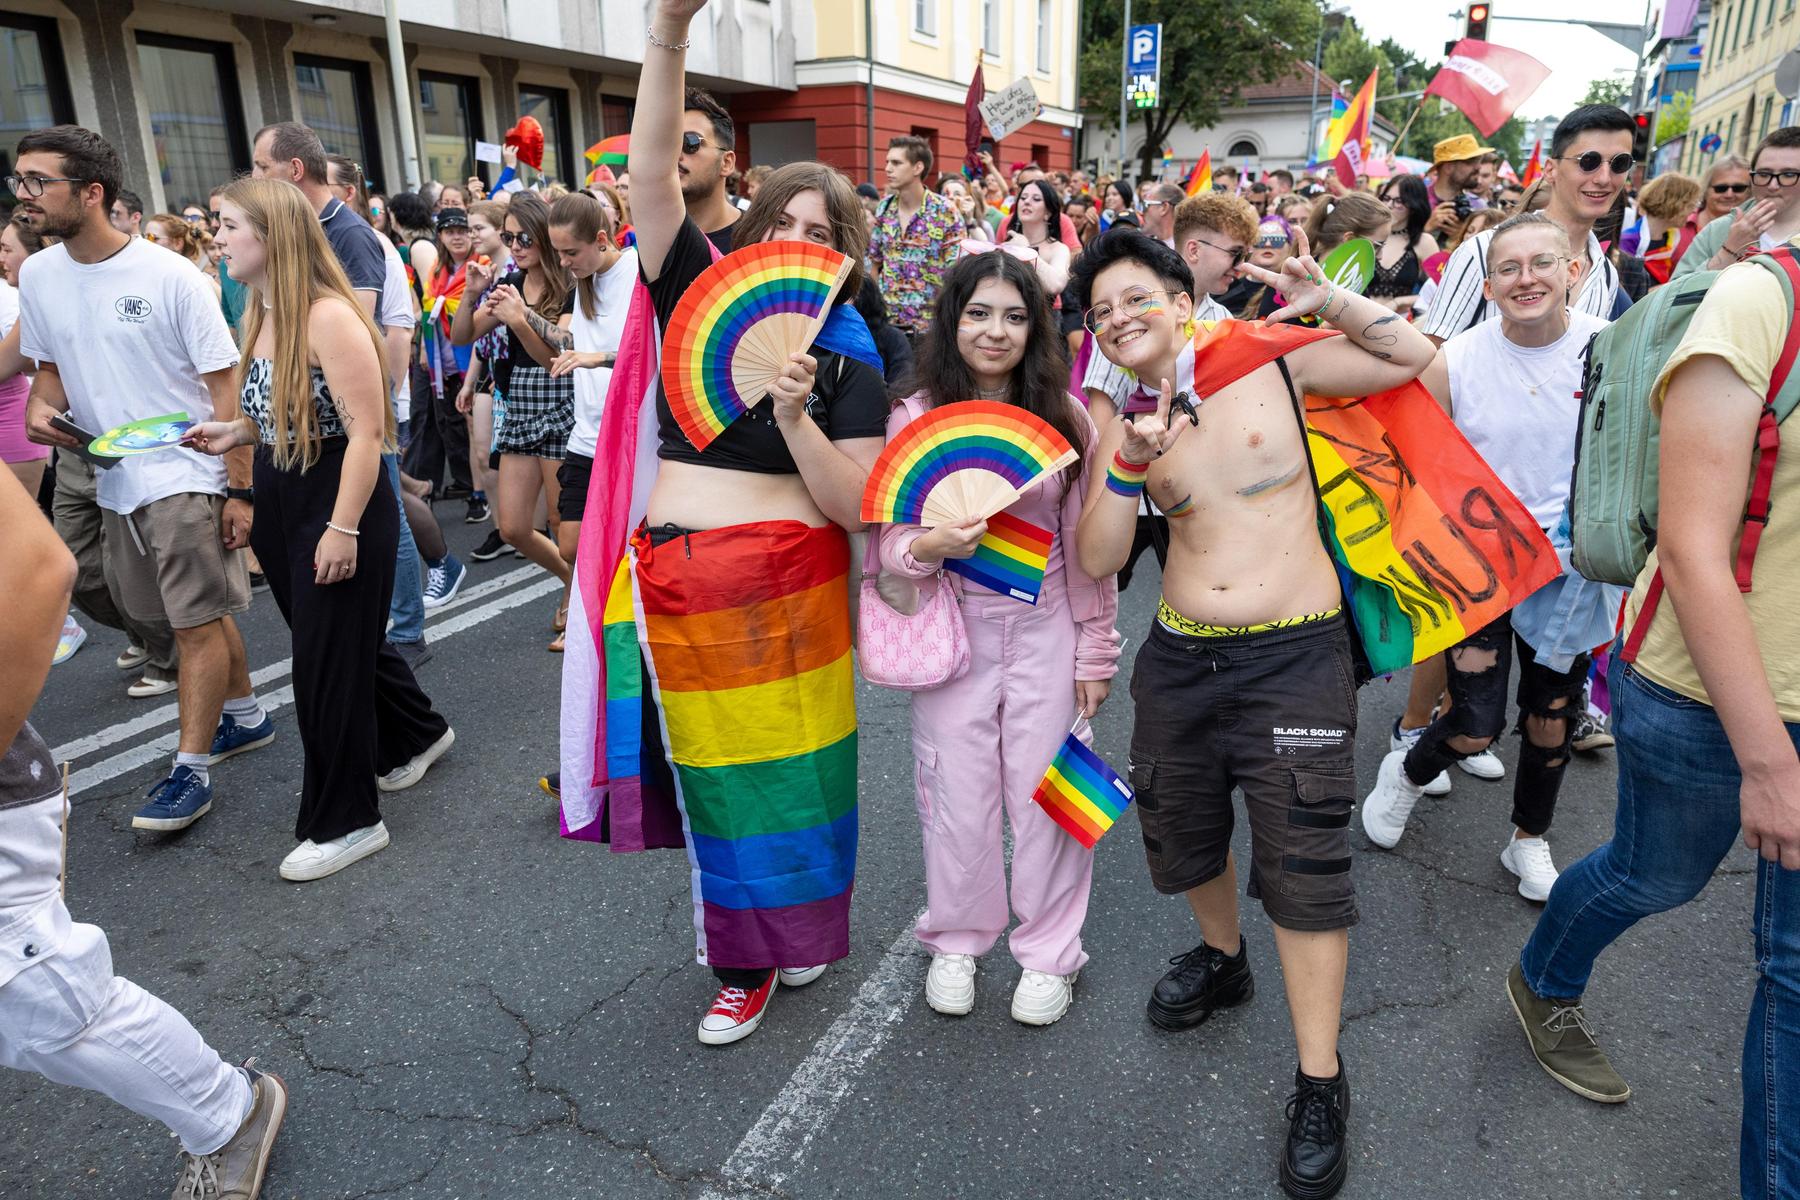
974, 384, 1010, 400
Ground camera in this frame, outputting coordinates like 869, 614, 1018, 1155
1454, 193, 1474, 221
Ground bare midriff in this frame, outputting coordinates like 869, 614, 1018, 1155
646, 458, 831, 531
1151, 360, 1342, 627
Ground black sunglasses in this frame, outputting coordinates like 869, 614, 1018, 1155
1712, 182, 1751, 194
1559, 151, 1634, 175
681, 132, 713, 156
500, 230, 533, 248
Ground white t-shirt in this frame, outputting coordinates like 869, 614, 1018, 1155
1444, 310, 1611, 528
0, 277, 18, 339
18, 239, 239, 514
564, 248, 637, 459
1421, 227, 1617, 342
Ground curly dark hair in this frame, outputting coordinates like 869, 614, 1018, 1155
912, 251, 1085, 489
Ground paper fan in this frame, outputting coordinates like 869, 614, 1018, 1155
660, 241, 856, 450
505, 117, 544, 170
587, 135, 629, 167
90, 411, 194, 457
859, 401, 1077, 527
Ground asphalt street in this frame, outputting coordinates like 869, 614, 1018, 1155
4, 510, 1755, 1200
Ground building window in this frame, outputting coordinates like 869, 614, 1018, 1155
1748, 0, 1762, 40
294, 54, 381, 192
1764, 93, 1777, 139
982, 0, 1000, 55
1036, 0, 1051, 72
1733, 0, 1747, 49
517, 85, 573, 186
1728, 112, 1739, 153
0, 13, 76, 185
601, 94, 633, 139
913, 0, 936, 37
135, 33, 250, 211
1228, 139, 1259, 157
419, 71, 482, 189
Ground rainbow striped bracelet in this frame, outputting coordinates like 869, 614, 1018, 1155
1106, 451, 1149, 497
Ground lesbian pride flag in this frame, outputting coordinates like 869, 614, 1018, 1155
1032, 731, 1134, 849
943, 511, 1051, 604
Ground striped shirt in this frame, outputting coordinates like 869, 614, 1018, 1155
1419, 228, 1618, 342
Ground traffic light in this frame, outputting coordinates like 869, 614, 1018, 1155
1632, 111, 1654, 162
1466, 3, 1491, 40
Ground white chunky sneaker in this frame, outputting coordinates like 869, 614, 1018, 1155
1389, 720, 1451, 797
377, 727, 455, 792
1361, 749, 1425, 849
925, 953, 977, 1016
778, 965, 827, 987
279, 822, 389, 882
1010, 968, 1076, 1026
1458, 748, 1507, 780
1501, 835, 1560, 902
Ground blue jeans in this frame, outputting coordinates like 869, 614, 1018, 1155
384, 454, 424, 644
1519, 663, 1800, 1199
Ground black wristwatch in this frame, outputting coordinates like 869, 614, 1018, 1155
224, 487, 255, 502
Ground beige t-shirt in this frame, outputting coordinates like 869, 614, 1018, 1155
1628, 253, 1800, 720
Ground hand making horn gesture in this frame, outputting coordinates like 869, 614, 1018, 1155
1233, 225, 1339, 324
1120, 376, 1194, 462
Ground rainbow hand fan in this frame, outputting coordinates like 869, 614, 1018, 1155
587, 135, 629, 167
860, 401, 1077, 527
661, 241, 856, 451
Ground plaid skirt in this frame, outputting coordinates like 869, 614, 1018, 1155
494, 363, 574, 459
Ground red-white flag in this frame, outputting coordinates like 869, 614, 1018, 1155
964, 54, 986, 177
1425, 40, 1552, 138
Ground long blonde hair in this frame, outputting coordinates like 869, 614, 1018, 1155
223, 178, 394, 471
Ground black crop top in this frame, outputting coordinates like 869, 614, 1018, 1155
645, 218, 888, 474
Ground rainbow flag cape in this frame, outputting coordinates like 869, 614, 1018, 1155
1520, 139, 1544, 188
1183, 148, 1213, 197
1032, 727, 1133, 849
942, 511, 1051, 604
1177, 320, 1560, 677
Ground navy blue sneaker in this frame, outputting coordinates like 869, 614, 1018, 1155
132, 767, 213, 831
422, 554, 467, 608
209, 713, 276, 765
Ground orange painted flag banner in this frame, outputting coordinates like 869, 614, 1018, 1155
1184, 148, 1213, 197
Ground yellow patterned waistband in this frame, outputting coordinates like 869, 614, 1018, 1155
1156, 598, 1343, 639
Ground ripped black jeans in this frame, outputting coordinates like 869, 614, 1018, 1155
1400, 612, 1589, 836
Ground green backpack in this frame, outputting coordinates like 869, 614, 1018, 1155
1569, 246, 1800, 598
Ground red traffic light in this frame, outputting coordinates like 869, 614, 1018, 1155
1634, 112, 1652, 129
1467, 2, 1491, 40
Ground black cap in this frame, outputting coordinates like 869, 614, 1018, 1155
435, 207, 470, 229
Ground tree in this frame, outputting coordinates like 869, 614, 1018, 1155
1580, 76, 1631, 109
1655, 91, 1692, 147
1321, 24, 1389, 97
1078, 0, 1325, 179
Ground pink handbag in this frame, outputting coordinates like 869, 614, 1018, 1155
856, 531, 970, 691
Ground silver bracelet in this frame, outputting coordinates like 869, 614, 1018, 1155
646, 25, 690, 51
326, 521, 360, 537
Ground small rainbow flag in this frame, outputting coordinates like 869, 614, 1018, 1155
943, 511, 1051, 604
1521, 139, 1543, 188
1183, 148, 1212, 197
1032, 730, 1134, 849
587, 135, 629, 167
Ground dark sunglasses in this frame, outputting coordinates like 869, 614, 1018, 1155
207, 210, 222, 222
681, 132, 713, 156
1560, 151, 1634, 175
1712, 182, 1750, 194
1254, 232, 1290, 248
500, 230, 534, 248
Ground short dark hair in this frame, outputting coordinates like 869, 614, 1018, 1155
116, 189, 143, 217
256, 121, 329, 184
888, 135, 933, 176
15, 125, 123, 209
684, 88, 734, 153
1550, 104, 1636, 159
1752, 126, 1800, 170
1068, 227, 1196, 309
1270, 169, 1294, 187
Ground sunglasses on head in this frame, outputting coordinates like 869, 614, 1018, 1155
1560, 151, 1634, 175
1712, 182, 1750, 194
500, 230, 533, 248
681, 131, 712, 155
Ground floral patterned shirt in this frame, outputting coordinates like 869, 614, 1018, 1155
867, 189, 962, 331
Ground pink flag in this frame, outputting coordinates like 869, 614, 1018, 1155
1424, 40, 1552, 138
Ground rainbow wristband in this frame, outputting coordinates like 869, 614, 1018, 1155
1106, 450, 1149, 498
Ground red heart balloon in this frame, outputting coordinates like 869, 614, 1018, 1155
504, 116, 544, 171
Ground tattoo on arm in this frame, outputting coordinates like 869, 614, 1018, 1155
525, 309, 574, 353
1353, 313, 1399, 361
1237, 462, 1305, 497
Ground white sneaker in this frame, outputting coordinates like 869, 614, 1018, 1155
377, 727, 455, 792
52, 616, 87, 666
115, 643, 149, 671
127, 675, 179, 698
1010, 968, 1076, 1026
1390, 720, 1451, 797
925, 953, 977, 1016
1501, 835, 1560, 902
1361, 749, 1425, 849
279, 821, 390, 881
1458, 749, 1507, 780
778, 964, 827, 988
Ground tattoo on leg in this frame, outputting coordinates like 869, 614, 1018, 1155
1237, 461, 1305, 497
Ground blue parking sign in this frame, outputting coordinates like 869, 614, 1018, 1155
1128, 23, 1161, 108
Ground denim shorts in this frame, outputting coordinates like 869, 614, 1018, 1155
1127, 612, 1360, 931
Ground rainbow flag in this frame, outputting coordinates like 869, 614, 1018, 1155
587, 134, 629, 167
1179, 321, 1561, 677
1330, 69, 1377, 186
1521, 139, 1543, 187
1183, 148, 1212, 197
1032, 731, 1134, 849
943, 511, 1051, 604
1160, 146, 1174, 178
1311, 91, 1349, 167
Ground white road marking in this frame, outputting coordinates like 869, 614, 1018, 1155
65, 575, 562, 798
701, 914, 926, 1199
52, 564, 549, 763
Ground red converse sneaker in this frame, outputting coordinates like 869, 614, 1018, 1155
697, 972, 777, 1046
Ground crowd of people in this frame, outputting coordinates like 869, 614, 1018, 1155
1, 0, 1798, 1195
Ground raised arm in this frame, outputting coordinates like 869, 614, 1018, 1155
629, 0, 711, 281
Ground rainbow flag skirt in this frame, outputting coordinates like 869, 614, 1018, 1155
629, 520, 858, 970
